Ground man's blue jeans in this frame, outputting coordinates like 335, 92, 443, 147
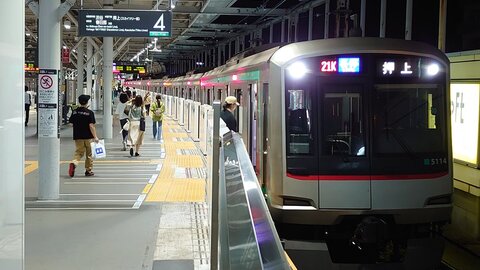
152, 120, 163, 140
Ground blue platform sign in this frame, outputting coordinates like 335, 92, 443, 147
78, 9, 172, 37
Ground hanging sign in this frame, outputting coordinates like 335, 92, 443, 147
78, 9, 172, 37
62, 48, 70, 64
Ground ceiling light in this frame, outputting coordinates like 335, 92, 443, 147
26, 32, 31, 36
64, 19, 71, 30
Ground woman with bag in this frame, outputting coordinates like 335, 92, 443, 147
150, 94, 165, 141
127, 95, 146, 157
114, 93, 129, 151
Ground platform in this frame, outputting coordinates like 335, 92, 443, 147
25, 111, 209, 270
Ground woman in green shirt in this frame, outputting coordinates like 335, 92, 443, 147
150, 95, 165, 141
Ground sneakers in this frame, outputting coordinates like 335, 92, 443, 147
68, 163, 76, 177
130, 148, 134, 157
135, 152, 140, 157
122, 141, 127, 151
85, 171, 94, 177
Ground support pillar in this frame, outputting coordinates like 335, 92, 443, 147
380, 0, 387, 38
405, 0, 413, 40
325, 0, 330, 39
86, 39, 93, 96
438, 0, 447, 52
0, 0, 24, 268
38, 0, 61, 200
103, 0, 114, 138
76, 39, 84, 98
361, 0, 366, 37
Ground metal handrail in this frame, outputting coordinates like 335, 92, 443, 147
209, 101, 290, 270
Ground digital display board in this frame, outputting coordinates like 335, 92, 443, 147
113, 63, 146, 74
320, 57, 361, 74
25, 62, 38, 72
78, 9, 172, 37
377, 58, 420, 77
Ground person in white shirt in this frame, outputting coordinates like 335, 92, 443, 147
114, 93, 130, 151
25, 86, 31, 126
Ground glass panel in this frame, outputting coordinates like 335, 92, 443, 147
373, 85, 446, 155
322, 92, 365, 156
287, 89, 313, 155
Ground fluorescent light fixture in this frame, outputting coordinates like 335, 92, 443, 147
426, 63, 440, 76
26, 32, 31, 36
287, 61, 308, 79
64, 19, 71, 30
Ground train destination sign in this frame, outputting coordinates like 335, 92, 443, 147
320, 57, 361, 74
113, 63, 146, 74
78, 9, 172, 37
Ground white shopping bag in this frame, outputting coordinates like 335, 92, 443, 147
91, 139, 106, 159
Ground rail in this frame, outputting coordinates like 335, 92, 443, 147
208, 101, 290, 270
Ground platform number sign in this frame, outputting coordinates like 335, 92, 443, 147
78, 10, 172, 37
154, 14, 165, 31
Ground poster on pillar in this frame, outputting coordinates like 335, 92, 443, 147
38, 69, 59, 138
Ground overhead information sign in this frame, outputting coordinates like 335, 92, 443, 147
113, 63, 146, 74
78, 9, 172, 37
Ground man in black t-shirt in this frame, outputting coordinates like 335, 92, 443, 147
68, 95, 99, 177
220, 96, 239, 132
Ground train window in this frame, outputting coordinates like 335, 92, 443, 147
287, 89, 313, 155
322, 92, 365, 156
373, 85, 446, 155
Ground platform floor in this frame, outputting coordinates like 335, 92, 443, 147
25, 111, 209, 270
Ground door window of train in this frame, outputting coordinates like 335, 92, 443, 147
373, 85, 446, 155
286, 89, 314, 155
322, 92, 365, 156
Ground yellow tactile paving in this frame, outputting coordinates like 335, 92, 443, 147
145, 116, 206, 203
172, 156, 204, 168
24, 161, 38, 175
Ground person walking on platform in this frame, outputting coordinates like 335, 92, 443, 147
115, 93, 129, 151
220, 96, 239, 132
25, 86, 31, 126
68, 95, 99, 177
150, 94, 165, 141
127, 95, 146, 157
144, 92, 152, 115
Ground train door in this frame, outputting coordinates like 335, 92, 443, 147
260, 83, 269, 186
251, 83, 258, 168
317, 84, 370, 209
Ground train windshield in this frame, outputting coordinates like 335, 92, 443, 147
373, 85, 446, 155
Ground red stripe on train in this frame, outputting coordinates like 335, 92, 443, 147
286, 172, 448, 181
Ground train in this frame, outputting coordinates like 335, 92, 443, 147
125, 37, 452, 264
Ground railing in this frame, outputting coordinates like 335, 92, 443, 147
208, 101, 290, 270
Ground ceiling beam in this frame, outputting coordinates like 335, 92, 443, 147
171, 6, 287, 16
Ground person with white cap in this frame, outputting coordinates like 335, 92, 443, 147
220, 96, 239, 132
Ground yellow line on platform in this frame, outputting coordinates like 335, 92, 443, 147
145, 119, 206, 203
24, 161, 38, 175
142, 183, 153, 194
285, 252, 298, 270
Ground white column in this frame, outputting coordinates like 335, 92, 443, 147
380, 0, 387, 38
0, 0, 24, 268
361, 0, 366, 37
86, 39, 93, 96
38, 0, 61, 200
103, 0, 114, 139
76, 39, 84, 98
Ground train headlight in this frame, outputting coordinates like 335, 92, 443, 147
287, 61, 308, 79
426, 63, 440, 76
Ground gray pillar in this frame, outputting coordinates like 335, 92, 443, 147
308, 7, 313, 40
361, 0, 366, 37
103, 0, 114, 139
218, 45, 222, 66
380, 0, 387, 38
281, 20, 285, 42
0, 0, 24, 268
76, 39, 84, 98
86, 39, 93, 96
270, 24, 274, 43
294, 13, 299, 42
324, 0, 330, 39
38, 0, 61, 200
405, 0, 413, 40
235, 37, 240, 54
438, 0, 447, 52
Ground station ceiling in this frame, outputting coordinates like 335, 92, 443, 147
25, 0, 317, 66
